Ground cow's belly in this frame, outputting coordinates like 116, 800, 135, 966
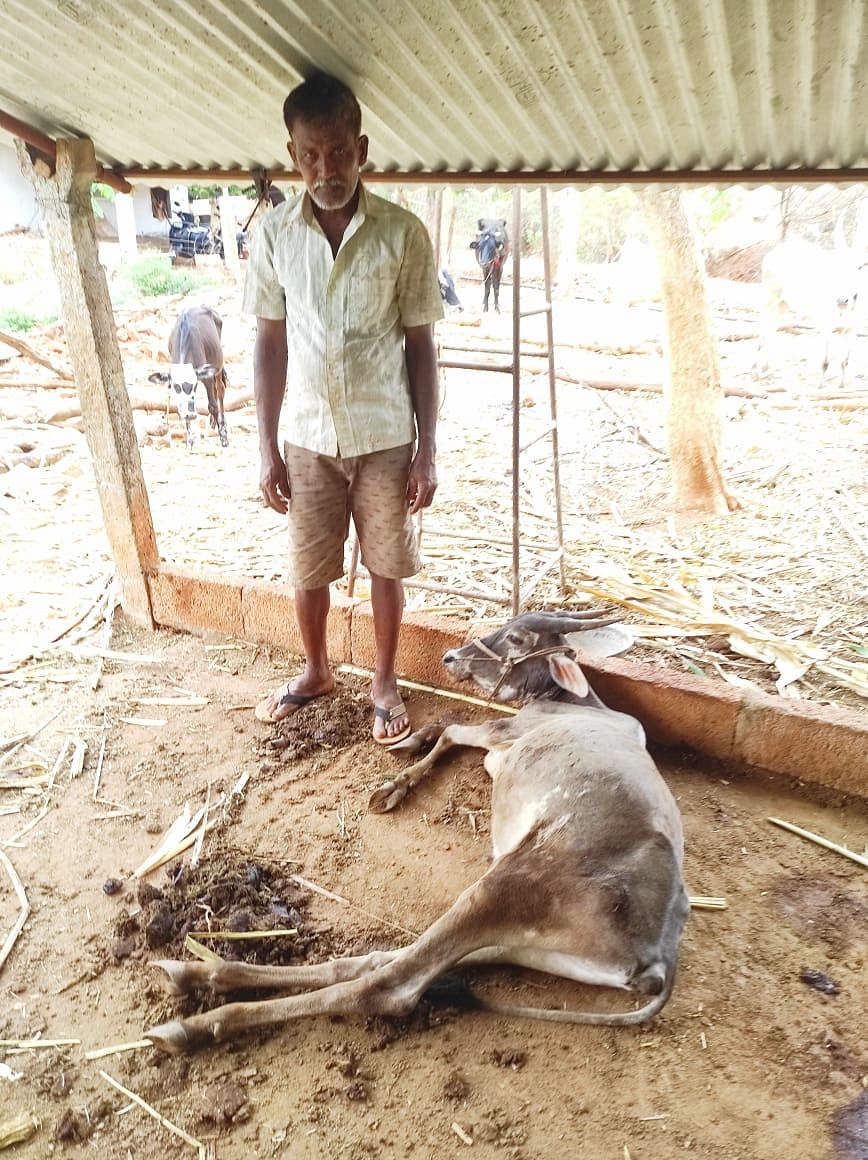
460, 945, 630, 990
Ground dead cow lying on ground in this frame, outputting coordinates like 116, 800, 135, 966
149, 305, 229, 449
146, 609, 689, 1053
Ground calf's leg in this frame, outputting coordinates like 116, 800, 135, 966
368, 719, 513, 812
146, 865, 523, 1054
154, 948, 400, 997
216, 367, 229, 446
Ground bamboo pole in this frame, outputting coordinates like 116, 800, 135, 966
768, 817, 868, 869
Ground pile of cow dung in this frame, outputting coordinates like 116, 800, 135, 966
259, 682, 376, 763
108, 849, 336, 970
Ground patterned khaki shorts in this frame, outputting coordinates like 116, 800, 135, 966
284, 442, 421, 589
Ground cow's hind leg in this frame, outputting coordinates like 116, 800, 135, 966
217, 368, 229, 446
154, 948, 400, 997
146, 861, 525, 1054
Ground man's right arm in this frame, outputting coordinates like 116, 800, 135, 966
254, 316, 290, 513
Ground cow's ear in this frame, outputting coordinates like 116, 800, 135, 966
548, 654, 589, 698
470, 240, 478, 249
148, 371, 170, 384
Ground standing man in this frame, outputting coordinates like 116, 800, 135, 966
244, 71, 443, 745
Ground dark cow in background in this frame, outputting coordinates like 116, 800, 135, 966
471, 217, 510, 312
149, 305, 229, 450
438, 268, 463, 311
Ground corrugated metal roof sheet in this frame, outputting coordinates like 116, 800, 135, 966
2, 0, 868, 178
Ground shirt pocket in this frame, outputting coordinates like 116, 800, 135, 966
345, 255, 400, 336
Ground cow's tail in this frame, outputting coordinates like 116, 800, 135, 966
424, 964, 677, 1027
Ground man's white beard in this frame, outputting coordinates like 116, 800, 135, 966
310, 179, 357, 211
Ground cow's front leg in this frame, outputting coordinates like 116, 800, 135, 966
368, 721, 497, 812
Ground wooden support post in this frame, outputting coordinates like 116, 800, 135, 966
16, 137, 158, 625
114, 191, 138, 263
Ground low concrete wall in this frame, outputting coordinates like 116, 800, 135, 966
148, 565, 868, 799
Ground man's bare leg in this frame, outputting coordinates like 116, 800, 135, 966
369, 573, 409, 742
256, 586, 335, 722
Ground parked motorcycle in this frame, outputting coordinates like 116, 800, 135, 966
169, 211, 214, 259
169, 210, 248, 261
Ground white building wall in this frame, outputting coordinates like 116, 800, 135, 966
0, 144, 41, 233
93, 184, 170, 240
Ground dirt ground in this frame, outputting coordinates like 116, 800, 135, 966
1, 621, 867, 1160
1, 241, 868, 1158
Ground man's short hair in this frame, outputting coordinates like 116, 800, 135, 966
283, 72, 362, 137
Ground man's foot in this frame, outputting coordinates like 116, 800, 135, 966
254, 677, 334, 724
372, 699, 411, 746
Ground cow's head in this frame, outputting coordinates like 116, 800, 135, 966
442, 609, 631, 703
472, 218, 510, 267
148, 363, 217, 449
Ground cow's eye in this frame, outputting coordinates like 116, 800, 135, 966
504, 631, 528, 648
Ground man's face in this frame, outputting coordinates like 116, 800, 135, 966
288, 118, 368, 212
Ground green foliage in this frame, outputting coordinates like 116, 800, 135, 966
684, 187, 745, 241
0, 307, 58, 331
567, 187, 638, 263
90, 181, 116, 221
187, 184, 248, 199
119, 255, 220, 298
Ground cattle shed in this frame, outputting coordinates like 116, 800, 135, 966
2, 8, 868, 1159
1, 0, 867, 795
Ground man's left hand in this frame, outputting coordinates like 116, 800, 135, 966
407, 446, 437, 514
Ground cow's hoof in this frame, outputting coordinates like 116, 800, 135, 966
145, 1020, 196, 1055
368, 780, 408, 813
218, 428, 229, 447
152, 959, 196, 996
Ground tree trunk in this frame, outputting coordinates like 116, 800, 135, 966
638, 187, 737, 520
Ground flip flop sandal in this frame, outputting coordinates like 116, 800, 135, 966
254, 684, 323, 724
372, 701, 412, 747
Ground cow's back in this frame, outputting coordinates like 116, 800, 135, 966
488, 708, 683, 863
168, 305, 223, 368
